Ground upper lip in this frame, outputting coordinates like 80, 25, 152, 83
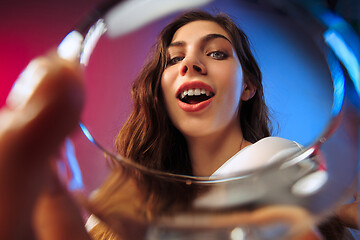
175, 81, 215, 98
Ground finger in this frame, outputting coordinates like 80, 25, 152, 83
33, 160, 90, 240
0, 53, 84, 239
2, 53, 84, 162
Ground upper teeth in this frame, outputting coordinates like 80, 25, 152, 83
180, 88, 211, 99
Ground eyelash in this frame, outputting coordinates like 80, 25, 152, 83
167, 56, 184, 66
208, 51, 228, 60
166, 51, 228, 67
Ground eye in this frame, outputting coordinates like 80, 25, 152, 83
167, 56, 184, 66
208, 51, 228, 60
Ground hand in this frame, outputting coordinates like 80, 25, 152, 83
0, 52, 89, 239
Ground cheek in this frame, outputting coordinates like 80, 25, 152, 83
161, 70, 174, 92
160, 73, 180, 129
235, 69, 244, 95
221, 65, 243, 100
161, 71, 169, 95
160, 71, 175, 109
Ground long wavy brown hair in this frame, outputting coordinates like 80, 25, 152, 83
88, 10, 272, 239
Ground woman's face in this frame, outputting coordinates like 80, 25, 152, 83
161, 20, 244, 139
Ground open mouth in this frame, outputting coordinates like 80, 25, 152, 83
178, 88, 215, 104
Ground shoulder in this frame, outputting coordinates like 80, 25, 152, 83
245, 137, 304, 164
253, 136, 302, 147
212, 137, 303, 176
250, 136, 303, 153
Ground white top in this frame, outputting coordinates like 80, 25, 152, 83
194, 137, 304, 208
211, 136, 302, 176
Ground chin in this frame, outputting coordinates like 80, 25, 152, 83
178, 125, 218, 139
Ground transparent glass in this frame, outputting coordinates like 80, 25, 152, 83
57, 0, 359, 239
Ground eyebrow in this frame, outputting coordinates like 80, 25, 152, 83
168, 33, 232, 48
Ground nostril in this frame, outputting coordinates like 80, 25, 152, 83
193, 65, 201, 72
181, 65, 188, 75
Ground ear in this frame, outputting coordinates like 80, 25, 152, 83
241, 82, 256, 101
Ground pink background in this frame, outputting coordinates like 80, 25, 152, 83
0, 0, 101, 106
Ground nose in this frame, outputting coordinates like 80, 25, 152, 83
180, 56, 206, 76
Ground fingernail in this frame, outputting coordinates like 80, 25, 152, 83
6, 59, 47, 110
57, 30, 83, 61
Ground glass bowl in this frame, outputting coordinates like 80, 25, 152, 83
56, 0, 359, 239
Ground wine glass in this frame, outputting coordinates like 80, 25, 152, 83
56, 0, 360, 239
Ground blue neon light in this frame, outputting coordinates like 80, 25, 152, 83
324, 29, 360, 96
319, 12, 347, 29
326, 50, 345, 116
65, 139, 84, 191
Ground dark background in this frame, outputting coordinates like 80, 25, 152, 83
0, 0, 102, 105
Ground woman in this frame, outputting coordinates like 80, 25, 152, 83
0, 9, 354, 240
86, 11, 309, 239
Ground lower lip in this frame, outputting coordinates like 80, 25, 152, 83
177, 98, 213, 112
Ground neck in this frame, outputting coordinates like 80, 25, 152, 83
186, 119, 250, 176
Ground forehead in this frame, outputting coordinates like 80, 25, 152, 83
171, 20, 230, 43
